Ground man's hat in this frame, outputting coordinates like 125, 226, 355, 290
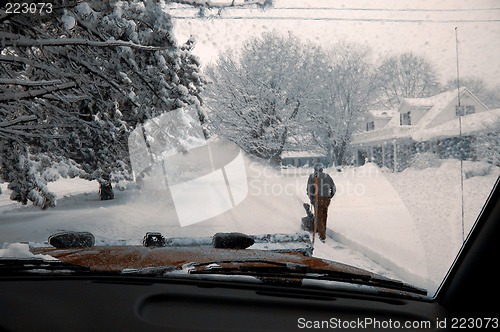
313, 163, 323, 172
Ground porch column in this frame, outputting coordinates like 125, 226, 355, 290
382, 144, 386, 168
0, 139, 3, 172
393, 140, 398, 172
431, 140, 439, 154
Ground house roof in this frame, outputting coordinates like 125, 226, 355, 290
351, 126, 413, 145
413, 87, 490, 129
385, 113, 401, 127
383, 88, 484, 129
412, 108, 500, 141
412, 88, 465, 129
399, 98, 434, 108
352, 88, 493, 145
398, 88, 465, 111
368, 110, 397, 119
281, 150, 326, 158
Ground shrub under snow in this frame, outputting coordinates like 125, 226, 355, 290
410, 152, 442, 170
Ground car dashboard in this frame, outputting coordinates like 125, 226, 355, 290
0, 275, 447, 332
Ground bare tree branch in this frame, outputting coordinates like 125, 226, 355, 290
0, 55, 77, 79
170, 0, 270, 9
4, 37, 174, 50
0, 78, 63, 86
0, 115, 37, 128
0, 82, 76, 101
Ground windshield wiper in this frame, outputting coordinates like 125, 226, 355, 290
186, 260, 427, 295
122, 259, 426, 296
0, 258, 91, 275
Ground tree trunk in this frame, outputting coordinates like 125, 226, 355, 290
98, 174, 114, 200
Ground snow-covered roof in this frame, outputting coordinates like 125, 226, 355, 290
411, 88, 463, 129
399, 98, 434, 108
412, 108, 500, 141
368, 110, 397, 119
351, 126, 413, 145
364, 89, 476, 131
413, 87, 486, 129
281, 150, 326, 158
352, 88, 492, 145
385, 113, 401, 127
353, 108, 500, 144
398, 88, 465, 111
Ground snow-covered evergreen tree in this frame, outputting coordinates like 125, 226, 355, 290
0, 142, 58, 209
0, 0, 211, 207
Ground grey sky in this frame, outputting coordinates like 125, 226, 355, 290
171, 0, 500, 88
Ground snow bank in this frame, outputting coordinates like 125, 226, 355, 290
383, 160, 499, 295
462, 160, 493, 179
0, 243, 57, 260
410, 152, 441, 170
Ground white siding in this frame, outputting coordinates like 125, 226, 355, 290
430, 95, 488, 128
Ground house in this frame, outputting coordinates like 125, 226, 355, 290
351, 87, 500, 171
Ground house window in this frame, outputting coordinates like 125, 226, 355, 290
400, 111, 411, 125
455, 105, 465, 116
465, 105, 475, 115
366, 121, 375, 131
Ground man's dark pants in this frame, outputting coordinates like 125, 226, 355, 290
313, 197, 331, 241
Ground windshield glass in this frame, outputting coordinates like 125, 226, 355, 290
0, 0, 499, 299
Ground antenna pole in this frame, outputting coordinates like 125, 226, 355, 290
455, 27, 465, 243
455, 27, 461, 107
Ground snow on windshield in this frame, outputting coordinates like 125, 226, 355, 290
0, 0, 499, 299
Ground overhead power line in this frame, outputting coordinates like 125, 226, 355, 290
272, 7, 500, 12
170, 16, 500, 23
167, 4, 500, 23
166, 6, 500, 12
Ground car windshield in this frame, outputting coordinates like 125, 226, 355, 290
0, 0, 499, 299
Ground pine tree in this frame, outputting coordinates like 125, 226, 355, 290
0, 0, 206, 206
1, 0, 271, 207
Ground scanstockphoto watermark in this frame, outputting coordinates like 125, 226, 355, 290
246, 162, 378, 197
297, 317, 435, 330
248, 177, 366, 197
128, 105, 382, 227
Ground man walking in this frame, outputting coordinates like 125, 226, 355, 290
306, 163, 336, 242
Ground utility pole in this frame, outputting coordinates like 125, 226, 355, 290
455, 27, 465, 243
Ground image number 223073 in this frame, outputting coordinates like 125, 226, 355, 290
5, 3, 53, 14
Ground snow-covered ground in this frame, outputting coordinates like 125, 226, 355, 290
383, 160, 498, 294
1, 156, 498, 298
